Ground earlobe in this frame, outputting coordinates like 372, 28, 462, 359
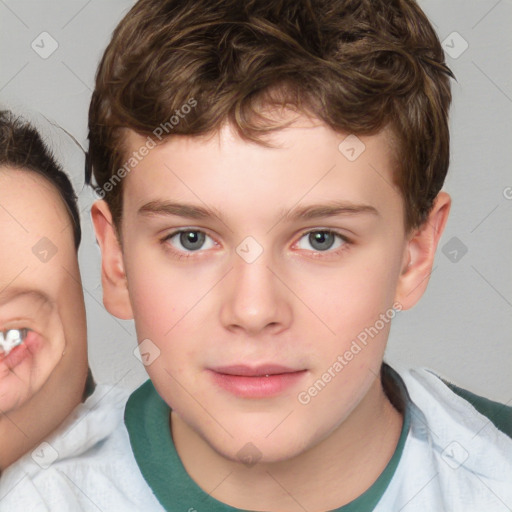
91, 200, 134, 320
395, 192, 451, 309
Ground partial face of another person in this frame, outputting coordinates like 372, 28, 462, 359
0, 167, 87, 414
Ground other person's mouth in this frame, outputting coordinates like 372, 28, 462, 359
0, 329, 41, 370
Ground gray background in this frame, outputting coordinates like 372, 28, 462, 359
0, 0, 510, 402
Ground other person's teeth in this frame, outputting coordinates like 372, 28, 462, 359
0, 329, 27, 356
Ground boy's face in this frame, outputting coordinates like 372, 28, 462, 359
94, 114, 448, 463
0, 168, 87, 414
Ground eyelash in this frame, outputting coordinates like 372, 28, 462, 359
160, 228, 352, 260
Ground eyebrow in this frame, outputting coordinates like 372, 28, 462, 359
138, 199, 379, 223
0, 288, 54, 308
281, 201, 379, 221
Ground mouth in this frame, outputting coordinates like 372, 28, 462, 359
0, 329, 41, 371
208, 364, 308, 398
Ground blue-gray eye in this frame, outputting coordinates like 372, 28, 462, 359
168, 230, 215, 252
180, 231, 205, 251
297, 231, 345, 252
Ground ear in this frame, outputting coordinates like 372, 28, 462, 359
91, 200, 133, 320
395, 192, 451, 310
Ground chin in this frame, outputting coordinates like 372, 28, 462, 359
205, 425, 311, 467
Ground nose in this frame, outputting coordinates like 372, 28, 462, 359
219, 253, 292, 336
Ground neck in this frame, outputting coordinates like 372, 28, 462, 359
172, 374, 403, 511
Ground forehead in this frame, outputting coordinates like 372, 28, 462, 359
0, 167, 76, 290
0, 167, 69, 226
121, 115, 402, 225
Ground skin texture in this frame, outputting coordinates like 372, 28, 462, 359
92, 113, 450, 511
0, 168, 88, 470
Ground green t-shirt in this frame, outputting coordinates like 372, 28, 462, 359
124, 367, 511, 511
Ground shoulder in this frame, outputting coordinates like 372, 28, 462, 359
398, 367, 512, 439
379, 367, 512, 511
0, 382, 163, 511
398, 368, 512, 500
441, 378, 512, 439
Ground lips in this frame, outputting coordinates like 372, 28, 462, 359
208, 364, 307, 398
211, 364, 301, 377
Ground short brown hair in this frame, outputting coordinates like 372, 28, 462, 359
0, 110, 81, 248
86, 0, 453, 231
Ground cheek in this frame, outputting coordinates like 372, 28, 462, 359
125, 253, 204, 357
292, 258, 400, 422
129, 270, 205, 338
296, 245, 401, 339
125, 235, 226, 341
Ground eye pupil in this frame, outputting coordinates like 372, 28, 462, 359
180, 231, 205, 251
309, 231, 335, 251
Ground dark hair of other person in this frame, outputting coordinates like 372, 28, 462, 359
0, 110, 81, 249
